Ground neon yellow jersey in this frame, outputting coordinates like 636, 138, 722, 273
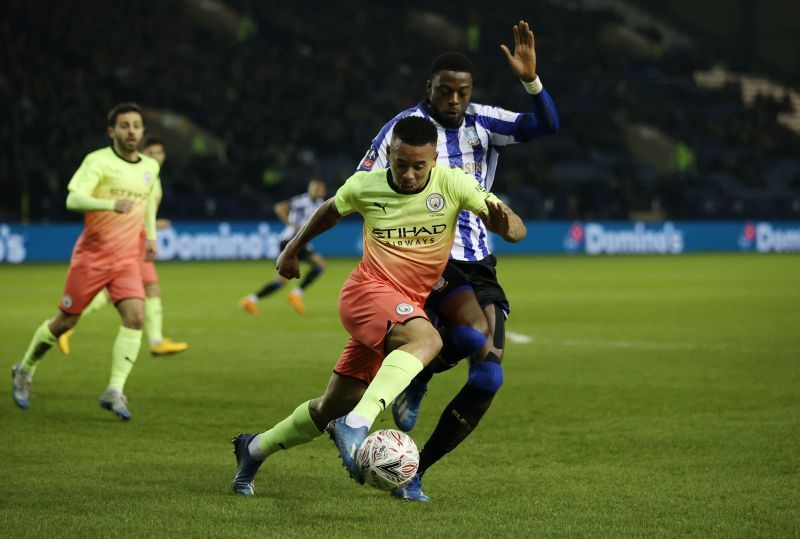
68, 147, 159, 259
335, 165, 498, 304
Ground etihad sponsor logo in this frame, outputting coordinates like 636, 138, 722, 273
740, 221, 800, 253
371, 223, 446, 240
109, 188, 148, 201
564, 222, 684, 255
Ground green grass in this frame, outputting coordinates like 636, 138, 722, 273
1, 254, 798, 537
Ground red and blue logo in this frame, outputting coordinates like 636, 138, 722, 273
738, 221, 756, 250
563, 222, 584, 252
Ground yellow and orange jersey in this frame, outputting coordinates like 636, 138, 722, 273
68, 147, 159, 260
335, 165, 498, 305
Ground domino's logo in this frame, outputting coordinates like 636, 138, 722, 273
0, 225, 26, 263
738, 221, 757, 250
563, 222, 585, 252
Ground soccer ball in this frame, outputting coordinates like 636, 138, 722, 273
357, 429, 419, 490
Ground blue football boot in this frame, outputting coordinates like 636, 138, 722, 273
392, 377, 428, 432
231, 433, 264, 496
11, 363, 32, 410
326, 417, 367, 484
391, 473, 430, 502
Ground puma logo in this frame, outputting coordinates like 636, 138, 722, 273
124, 356, 134, 364
373, 202, 389, 213
379, 398, 387, 410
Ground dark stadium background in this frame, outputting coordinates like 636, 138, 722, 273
2, 0, 799, 223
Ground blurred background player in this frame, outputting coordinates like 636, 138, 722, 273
357, 21, 559, 501
240, 178, 327, 315
11, 103, 159, 421
57, 137, 189, 357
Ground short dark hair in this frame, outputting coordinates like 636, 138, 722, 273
430, 52, 475, 78
107, 102, 143, 127
142, 136, 164, 149
392, 116, 438, 147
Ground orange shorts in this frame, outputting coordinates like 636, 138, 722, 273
333, 275, 427, 384
60, 255, 144, 315
140, 259, 158, 284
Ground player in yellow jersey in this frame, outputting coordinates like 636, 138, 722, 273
57, 137, 188, 357
11, 103, 159, 421
229, 116, 526, 496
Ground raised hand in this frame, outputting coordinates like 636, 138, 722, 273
144, 239, 158, 262
499, 19, 537, 82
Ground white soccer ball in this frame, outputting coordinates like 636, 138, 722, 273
357, 429, 419, 491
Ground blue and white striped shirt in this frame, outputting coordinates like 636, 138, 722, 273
279, 193, 325, 241
358, 93, 558, 261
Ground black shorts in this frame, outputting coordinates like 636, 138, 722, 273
279, 240, 316, 263
425, 255, 509, 315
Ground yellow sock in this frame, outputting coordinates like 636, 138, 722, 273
20, 320, 57, 374
108, 326, 143, 390
255, 400, 321, 458
352, 349, 423, 425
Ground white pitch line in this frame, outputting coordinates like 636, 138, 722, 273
523, 336, 800, 354
506, 331, 533, 344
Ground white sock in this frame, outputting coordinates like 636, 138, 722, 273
248, 434, 267, 460
344, 412, 371, 429
292, 287, 303, 296
248, 294, 258, 302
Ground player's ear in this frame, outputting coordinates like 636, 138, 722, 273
433, 150, 439, 164
426, 80, 432, 94
106, 126, 114, 139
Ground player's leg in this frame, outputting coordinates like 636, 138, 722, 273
144, 265, 188, 356
58, 289, 112, 355
13, 260, 105, 409
240, 273, 290, 315
330, 317, 442, 483
12, 309, 80, 409
393, 264, 489, 432
231, 355, 368, 496
417, 302, 505, 476
287, 250, 324, 314
100, 263, 147, 421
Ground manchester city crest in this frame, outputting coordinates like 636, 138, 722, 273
426, 193, 445, 213
144, 171, 153, 183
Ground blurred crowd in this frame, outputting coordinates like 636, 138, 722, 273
1, 0, 798, 223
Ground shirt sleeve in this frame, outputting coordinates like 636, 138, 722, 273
65, 154, 116, 212
334, 174, 360, 216
448, 167, 500, 216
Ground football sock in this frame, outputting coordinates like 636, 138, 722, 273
19, 320, 58, 374
349, 349, 423, 427
250, 400, 320, 459
108, 326, 143, 390
144, 297, 164, 345
255, 280, 283, 299
82, 291, 110, 316
418, 384, 496, 476
418, 360, 504, 476
299, 265, 323, 290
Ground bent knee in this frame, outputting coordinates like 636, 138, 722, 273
467, 361, 504, 393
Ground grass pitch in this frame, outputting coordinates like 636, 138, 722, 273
1, 254, 798, 537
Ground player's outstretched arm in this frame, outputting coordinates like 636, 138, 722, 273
276, 198, 341, 279
66, 191, 132, 213
481, 200, 527, 243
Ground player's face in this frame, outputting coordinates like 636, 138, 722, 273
387, 139, 438, 192
143, 143, 166, 167
108, 112, 144, 154
308, 180, 326, 199
427, 70, 473, 128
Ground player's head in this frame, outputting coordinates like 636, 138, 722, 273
142, 136, 166, 167
426, 52, 475, 129
107, 102, 144, 155
387, 117, 439, 192
307, 178, 326, 199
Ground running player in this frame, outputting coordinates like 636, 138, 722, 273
356, 21, 560, 501
11, 103, 160, 421
57, 137, 188, 357
239, 178, 327, 315
229, 116, 526, 496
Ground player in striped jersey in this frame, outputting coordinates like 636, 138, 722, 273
240, 178, 327, 315
357, 20, 560, 501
